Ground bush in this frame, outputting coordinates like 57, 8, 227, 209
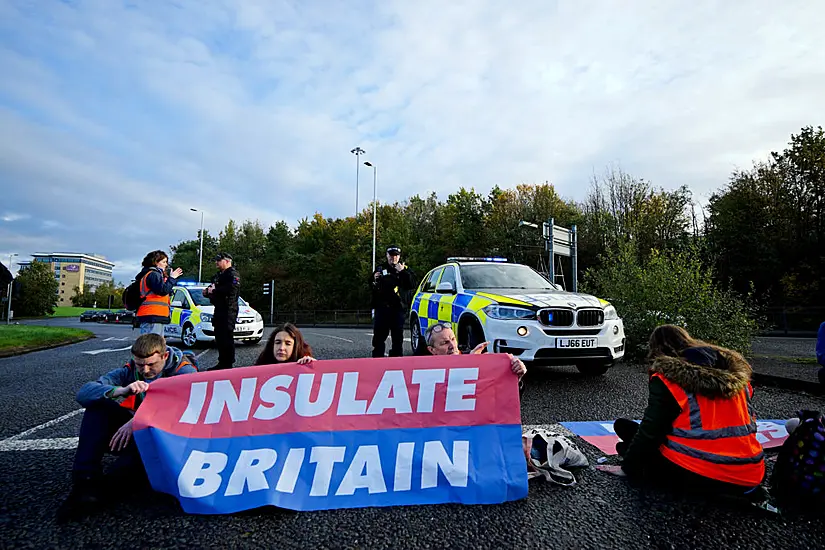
583, 241, 760, 360
14, 261, 59, 317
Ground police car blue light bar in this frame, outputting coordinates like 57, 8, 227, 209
447, 257, 509, 263
177, 281, 201, 286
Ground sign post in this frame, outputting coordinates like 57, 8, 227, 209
542, 219, 577, 291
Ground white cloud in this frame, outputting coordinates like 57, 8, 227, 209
2, 212, 30, 222
0, 0, 823, 270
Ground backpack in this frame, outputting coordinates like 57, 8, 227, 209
770, 410, 825, 511
522, 427, 589, 485
123, 271, 148, 312
181, 350, 201, 372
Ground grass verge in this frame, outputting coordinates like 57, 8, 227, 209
48, 306, 112, 318
0, 325, 95, 356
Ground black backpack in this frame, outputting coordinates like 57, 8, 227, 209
770, 410, 825, 511
122, 273, 145, 312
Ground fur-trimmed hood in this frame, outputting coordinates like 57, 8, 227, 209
649, 346, 752, 398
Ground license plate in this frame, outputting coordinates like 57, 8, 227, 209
556, 338, 597, 349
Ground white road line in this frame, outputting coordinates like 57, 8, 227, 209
2, 409, 84, 442
195, 349, 211, 359
0, 437, 78, 451
366, 333, 412, 343
305, 332, 355, 343
82, 346, 132, 356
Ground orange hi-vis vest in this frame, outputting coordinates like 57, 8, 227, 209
652, 373, 765, 486
119, 358, 193, 411
136, 269, 170, 319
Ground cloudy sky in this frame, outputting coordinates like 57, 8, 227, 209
1, 0, 823, 282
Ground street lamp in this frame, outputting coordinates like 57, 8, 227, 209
190, 208, 204, 283
364, 161, 378, 273
6, 253, 18, 324
351, 147, 365, 216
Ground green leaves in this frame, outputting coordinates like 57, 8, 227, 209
15, 261, 59, 317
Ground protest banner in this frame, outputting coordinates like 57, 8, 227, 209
562, 420, 789, 455
133, 354, 528, 514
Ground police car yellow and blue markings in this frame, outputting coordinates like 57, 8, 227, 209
412, 287, 535, 335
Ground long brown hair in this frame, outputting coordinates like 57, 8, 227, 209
254, 323, 314, 365
647, 324, 720, 361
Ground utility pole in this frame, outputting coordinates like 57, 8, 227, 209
364, 161, 378, 273
6, 253, 18, 324
351, 147, 365, 217
190, 208, 205, 283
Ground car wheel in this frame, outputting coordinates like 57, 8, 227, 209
181, 324, 198, 348
460, 318, 484, 352
576, 361, 612, 376
409, 315, 428, 355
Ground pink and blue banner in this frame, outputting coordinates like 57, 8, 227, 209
133, 355, 528, 514
561, 420, 790, 455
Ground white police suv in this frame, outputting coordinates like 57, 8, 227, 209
409, 258, 626, 375
164, 283, 265, 348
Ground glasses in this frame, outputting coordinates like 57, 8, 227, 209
425, 322, 453, 343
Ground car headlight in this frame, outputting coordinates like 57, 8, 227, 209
483, 305, 537, 320
603, 304, 618, 320
201, 313, 213, 323
254, 312, 262, 322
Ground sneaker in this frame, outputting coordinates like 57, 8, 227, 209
56, 477, 104, 523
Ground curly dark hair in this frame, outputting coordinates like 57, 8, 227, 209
255, 323, 314, 365
141, 250, 169, 268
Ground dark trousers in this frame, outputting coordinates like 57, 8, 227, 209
614, 418, 762, 498
372, 307, 405, 358
72, 400, 143, 482
213, 314, 236, 368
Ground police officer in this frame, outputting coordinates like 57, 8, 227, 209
203, 252, 240, 370
369, 245, 414, 358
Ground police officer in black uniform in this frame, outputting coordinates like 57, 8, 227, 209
203, 252, 241, 370
370, 245, 414, 358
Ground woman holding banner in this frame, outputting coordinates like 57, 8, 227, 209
254, 323, 316, 366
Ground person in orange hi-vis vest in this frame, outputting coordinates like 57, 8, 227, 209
603, 324, 766, 501
56, 334, 197, 523
134, 250, 182, 335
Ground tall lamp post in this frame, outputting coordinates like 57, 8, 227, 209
351, 147, 365, 216
190, 208, 204, 283
364, 161, 378, 273
6, 253, 18, 324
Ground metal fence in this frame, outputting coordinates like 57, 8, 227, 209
761, 306, 825, 336
267, 310, 374, 327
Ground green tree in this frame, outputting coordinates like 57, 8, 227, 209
15, 262, 59, 317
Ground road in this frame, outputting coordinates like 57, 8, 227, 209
1, 319, 824, 549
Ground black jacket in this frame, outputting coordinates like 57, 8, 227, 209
621, 346, 754, 478
369, 262, 414, 310
208, 266, 241, 320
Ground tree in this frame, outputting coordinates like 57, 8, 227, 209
15, 262, 59, 317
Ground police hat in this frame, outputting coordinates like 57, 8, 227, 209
386, 245, 401, 255
214, 252, 233, 261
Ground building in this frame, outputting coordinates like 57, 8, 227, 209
30, 253, 115, 306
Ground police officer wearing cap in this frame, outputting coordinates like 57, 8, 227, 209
203, 252, 241, 370
369, 245, 414, 358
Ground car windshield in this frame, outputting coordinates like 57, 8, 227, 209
460, 264, 560, 291
186, 287, 248, 307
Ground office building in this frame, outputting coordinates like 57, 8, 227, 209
30, 253, 115, 306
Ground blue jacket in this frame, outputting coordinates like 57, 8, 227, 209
77, 346, 196, 408
817, 321, 825, 368
134, 266, 178, 325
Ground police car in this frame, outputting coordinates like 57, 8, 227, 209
164, 283, 265, 348
409, 258, 626, 375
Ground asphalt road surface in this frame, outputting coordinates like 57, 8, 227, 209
2, 320, 824, 549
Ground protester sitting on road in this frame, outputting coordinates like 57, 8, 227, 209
608, 324, 766, 500
254, 322, 316, 366
424, 321, 527, 382
816, 321, 825, 385
57, 334, 197, 522
134, 250, 182, 335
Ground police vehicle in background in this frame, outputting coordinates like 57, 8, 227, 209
409, 257, 625, 375
164, 282, 265, 348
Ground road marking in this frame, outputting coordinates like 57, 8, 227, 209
305, 332, 355, 343
102, 337, 132, 342
82, 346, 132, 356
0, 438, 78, 451
195, 349, 211, 359
2, 409, 84, 442
366, 333, 412, 343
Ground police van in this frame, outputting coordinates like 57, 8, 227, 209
409, 257, 626, 375
164, 283, 265, 348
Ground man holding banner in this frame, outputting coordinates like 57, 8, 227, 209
57, 334, 198, 522
132, 351, 529, 514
